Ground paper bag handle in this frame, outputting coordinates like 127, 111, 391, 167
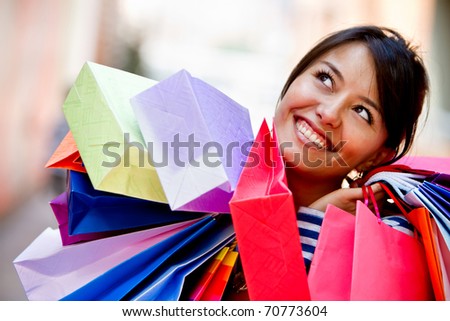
362, 185, 382, 223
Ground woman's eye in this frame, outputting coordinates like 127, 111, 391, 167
318, 73, 333, 89
353, 105, 373, 123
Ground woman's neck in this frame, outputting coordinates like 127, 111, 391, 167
285, 167, 343, 210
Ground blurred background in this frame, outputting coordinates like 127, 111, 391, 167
1, 0, 449, 300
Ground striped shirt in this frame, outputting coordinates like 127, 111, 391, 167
297, 206, 415, 272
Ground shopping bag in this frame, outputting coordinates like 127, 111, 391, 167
410, 184, 450, 249
188, 246, 230, 300
199, 249, 239, 301
431, 173, 450, 191
363, 165, 450, 250
308, 205, 356, 300
50, 191, 117, 245
127, 216, 235, 301
61, 215, 235, 301
364, 165, 432, 204
421, 181, 450, 219
67, 170, 203, 235
309, 184, 435, 300
188, 245, 239, 301
131, 69, 254, 213
380, 176, 447, 300
62, 62, 167, 202
434, 219, 450, 299
364, 165, 450, 266
229, 119, 310, 301
366, 168, 449, 300
404, 206, 446, 300
351, 199, 434, 300
13, 219, 199, 300
45, 131, 86, 173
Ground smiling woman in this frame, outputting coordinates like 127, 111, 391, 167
273, 26, 430, 281
275, 26, 428, 212
276, 43, 387, 189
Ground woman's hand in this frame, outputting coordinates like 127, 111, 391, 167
308, 183, 384, 214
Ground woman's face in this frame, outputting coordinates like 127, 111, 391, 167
274, 43, 390, 180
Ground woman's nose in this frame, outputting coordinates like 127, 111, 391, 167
315, 99, 344, 128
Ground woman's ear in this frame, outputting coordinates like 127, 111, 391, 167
356, 147, 395, 172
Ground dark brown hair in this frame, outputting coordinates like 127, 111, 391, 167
279, 25, 429, 164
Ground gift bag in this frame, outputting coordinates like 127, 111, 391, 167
364, 166, 449, 300
62, 62, 167, 202
364, 165, 433, 204
404, 207, 445, 300
45, 131, 86, 173
131, 69, 254, 213
308, 205, 355, 300
410, 183, 450, 251
188, 246, 230, 300
308, 185, 434, 300
364, 164, 450, 251
431, 173, 450, 190
351, 200, 434, 300
13, 219, 199, 300
229, 120, 310, 300
199, 249, 239, 301
67, 170, 203, 235
434, 219, 450, 299
61, 215, 235, 301
50, 191, 118, 245
420, 182, 450, 220
126, 216, 235, 301
188, 245, 239, 301
372, 182, 446, 300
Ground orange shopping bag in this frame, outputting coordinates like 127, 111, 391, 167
45, 131, 86, 173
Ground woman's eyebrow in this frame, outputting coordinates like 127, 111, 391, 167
359, 95, 381, 112
321, 61, 344, 82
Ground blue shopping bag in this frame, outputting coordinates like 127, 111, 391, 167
61, 214, 234, 300
421, 181, 450, 220
67, 170, 204, 235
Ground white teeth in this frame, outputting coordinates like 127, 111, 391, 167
315, 139, 324, 148
295, 119, 327, 149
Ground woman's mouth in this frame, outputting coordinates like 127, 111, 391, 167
294, 117, 333, 151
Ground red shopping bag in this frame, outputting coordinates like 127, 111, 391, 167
229, 120, 310, 300
381, 184, 445, 300
308, 205, 355, 300
351, 188, 434, 300
309, 185, 434, 300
